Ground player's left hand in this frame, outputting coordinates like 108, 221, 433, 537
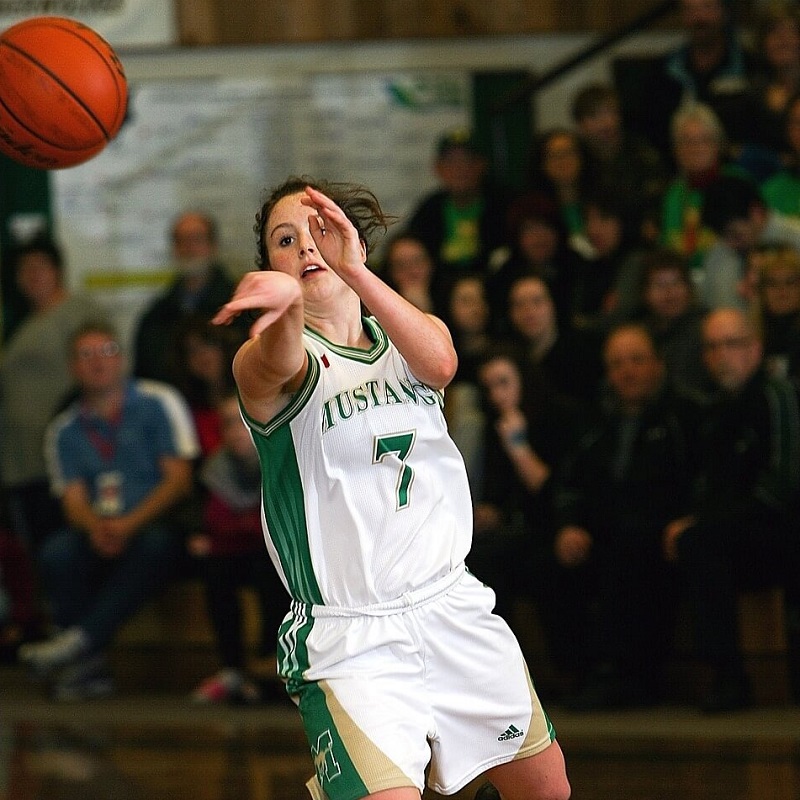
301, 186, 367, 280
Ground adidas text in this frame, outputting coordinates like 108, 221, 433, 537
498, 725, 524, 741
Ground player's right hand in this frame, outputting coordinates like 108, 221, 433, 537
212, 270, 302, 338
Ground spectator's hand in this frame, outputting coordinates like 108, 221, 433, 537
555, 525, 592, 567
496, 408, 528, 451
88, 516, 136, 559
473, 503, 502, 535
663, 515, 695, 562
187, 533, 212, 557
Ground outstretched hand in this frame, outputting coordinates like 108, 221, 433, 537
301, 186, 367, 279
211, 270, 302, 338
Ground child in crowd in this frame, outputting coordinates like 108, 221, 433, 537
188, 393, 288, 705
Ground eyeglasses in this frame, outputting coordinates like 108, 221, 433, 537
75, 342, 120, 360
702, 336, 752, 352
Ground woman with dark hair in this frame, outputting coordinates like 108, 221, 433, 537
213, 176, 570, 800
486, 191, 584, 331
528, 127, 598, 257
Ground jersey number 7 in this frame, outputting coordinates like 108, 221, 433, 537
373, 431, 416, 510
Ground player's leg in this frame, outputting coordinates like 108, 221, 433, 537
364, 789, 421, 800
484, 741, 570, 800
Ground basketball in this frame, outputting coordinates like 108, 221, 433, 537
0, 16, 127, 170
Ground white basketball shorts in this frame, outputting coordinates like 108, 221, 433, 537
276, 564, 556, 800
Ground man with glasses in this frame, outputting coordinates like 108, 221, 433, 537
663, 308, 800, 712
19, 322, 199, 700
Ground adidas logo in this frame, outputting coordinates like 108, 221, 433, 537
497, 724, 524, 741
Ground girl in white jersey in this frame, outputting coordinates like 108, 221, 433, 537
212, 177, 570, 800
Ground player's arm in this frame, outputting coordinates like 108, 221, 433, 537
212, 270, 307, 422
302, 187, 458, 389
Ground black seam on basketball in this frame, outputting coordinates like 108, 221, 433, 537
0, 76, 97, 154
0, 38, 114, 140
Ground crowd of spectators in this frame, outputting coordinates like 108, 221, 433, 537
1, 0, 800, 713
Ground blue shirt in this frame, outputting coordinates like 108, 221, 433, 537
45, 379, 199, 513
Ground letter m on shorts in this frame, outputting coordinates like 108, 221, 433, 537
312, 730, 342, 786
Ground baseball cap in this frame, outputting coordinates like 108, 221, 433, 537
436, 129, 481, 158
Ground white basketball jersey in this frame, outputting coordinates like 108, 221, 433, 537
241, 317, 473, 608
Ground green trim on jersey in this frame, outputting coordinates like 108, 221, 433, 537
304, 316, 389, 363
241, 357, 323, 605
242, 350, 321, 437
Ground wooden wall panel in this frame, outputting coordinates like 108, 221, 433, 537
177, 0, 686, 46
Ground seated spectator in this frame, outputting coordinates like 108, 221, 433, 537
633, 248, 714, 401
735, 0, 800, 179
380, 232, 439, 315
19, 322, 199, 701
701, 172, 800, 308
0, 236, 107, 553
570, 81, 669, 225
553, 323, 694, 709
660, 103, 748, 276
506, 275, 604, 406
750, 244, 800, 380
528, 127, 596, 257
486, 191, 584, 330
637, 0, 756, 164
173, 314, 243, 459
188, 393, 288, 706
403, 129, 511, 286
761, 90, 800, 218
663, 308, 800, 712
133, 210, 247, 385
472, 345, 584, 631
443, 274, 493, 492
572, 191, 647, 329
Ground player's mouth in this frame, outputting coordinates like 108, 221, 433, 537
301, 264, 324, 278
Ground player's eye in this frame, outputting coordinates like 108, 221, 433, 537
278, 235, 294, 247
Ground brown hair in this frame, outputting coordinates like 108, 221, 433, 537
254, 176, 393, 270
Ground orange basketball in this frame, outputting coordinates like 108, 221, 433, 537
0, 16, 127, 170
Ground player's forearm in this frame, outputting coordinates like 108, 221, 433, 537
348, 265, 457, 388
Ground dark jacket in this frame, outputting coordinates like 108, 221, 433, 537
692, 370, 800, 531
133, 265, 243, 384
554, 386, 696, 544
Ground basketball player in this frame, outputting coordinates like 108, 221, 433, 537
212, 177, 570, 800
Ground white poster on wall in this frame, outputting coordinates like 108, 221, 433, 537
52, 71, 469, 348
0, 0, 177, 47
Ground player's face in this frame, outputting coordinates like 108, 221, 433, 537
479, 357, 522, 414
702, 311, 762, 392
265, 193, 335, 282
604, 329, 664, 409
